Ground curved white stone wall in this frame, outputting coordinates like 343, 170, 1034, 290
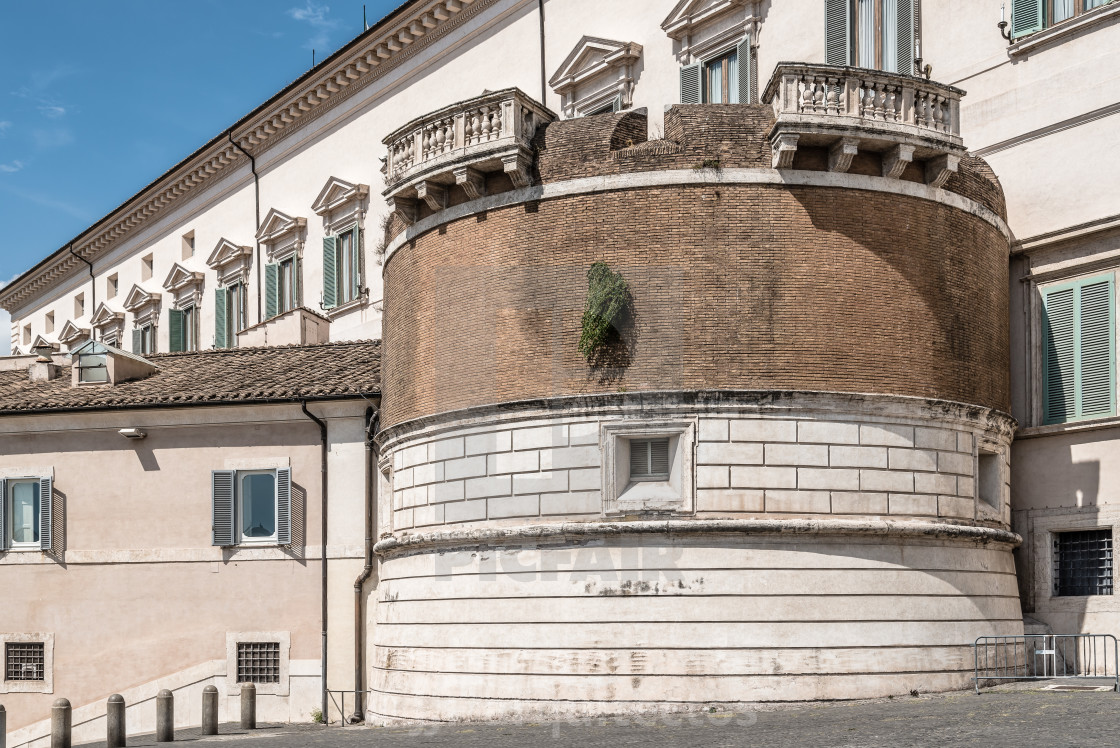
370, 392, 1022, 722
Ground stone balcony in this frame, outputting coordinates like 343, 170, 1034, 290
381, 88, 556, 224
762, 62, 966, 187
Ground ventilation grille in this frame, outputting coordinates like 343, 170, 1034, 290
236, 641, 281, 684
5, 642, 45, 681
630, 438, 671, 481
1054, 530, 1113, 597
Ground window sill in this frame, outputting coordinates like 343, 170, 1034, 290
1018, 414, 1120, 439
1009, 2, 1120, 56
323, 295, 367, 319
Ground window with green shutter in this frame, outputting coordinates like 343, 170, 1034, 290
168, 308, 185, 353
1042, 274, 1116, 424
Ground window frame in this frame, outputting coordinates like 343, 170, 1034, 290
224, 632, 290, 696
1052, 528, 1114, 597
0, 633, 54, 694
703, 48, 737, 104
76, 349, 109, 384
225, 282, 246, 344
237, 469, 279, 546
278, 257, 298, 315
1047, 0, 1110, 26
138, 322, 155, 356
601, 419, 696, 515
5, 478, 41, 551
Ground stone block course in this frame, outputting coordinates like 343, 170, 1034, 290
445, 455, 488, 481
697, 442, 763, 465
412, 462, 444, 486
798, 467, 860, 491
513, 470, 568, 495
831, 492, 889, 514
766, 490, 831, 513
430, 437, 465, 461
938, 451, 974, 476
488, 495, 541, 519
696, 489, 765, 512
798, 421, 859, 445
938, 495, 975, 519
860, 424, 914, 447
889, 494, 938, 516
514, 425, 568, 451
730, 420, 798, 443
412, 504, 445, 527
830, 446, 888, 469
568, 422, 599, 445
540, 491, 601, 515
540, 446, 600, 471
465, 475, 512, 500
914, 471, 957, 496
699, 419, 729, 442
431, 480, 466, 504
765, 443, 829, 466
568, 468, 601, 491
915, 427, 956, 451
465, 431, 512, 456
888, 448, 937, 472
697, 465, 731, 489
488, 450, 540, 475
732, 466, 797, 489
861, 470, 914, 493
444, 499, 487, 523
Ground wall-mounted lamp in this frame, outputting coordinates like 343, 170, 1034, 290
998, 4, 1013, 42
118, 428, 147, 440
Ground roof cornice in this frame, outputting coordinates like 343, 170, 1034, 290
0, 0, 500, 314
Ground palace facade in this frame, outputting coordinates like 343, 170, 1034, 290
3, 0, 1120, 741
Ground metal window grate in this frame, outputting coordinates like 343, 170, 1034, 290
236, 642, 280, 684
1054, 530, 1113, 596
5, 642, 45, 681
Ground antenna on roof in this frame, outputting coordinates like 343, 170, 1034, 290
364, 5, 368, 30
312, 48, 316, 67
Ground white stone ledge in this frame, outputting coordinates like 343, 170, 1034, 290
374, 519, 1021, 557
381, 168, 1011, 268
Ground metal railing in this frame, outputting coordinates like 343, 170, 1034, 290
325, 689, 374, 726
974, 634, 1120, 693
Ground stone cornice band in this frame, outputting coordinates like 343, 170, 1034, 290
374, 518, 1023, 557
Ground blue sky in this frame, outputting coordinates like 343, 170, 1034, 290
0, 0, 401, 350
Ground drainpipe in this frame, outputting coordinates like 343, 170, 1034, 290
350, 406, 380, 722
538, 0, 547, 104
300, 401, 329, 722
227, 132, 262, 324
68, 244, 95, 341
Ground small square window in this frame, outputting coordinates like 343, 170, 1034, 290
21, 325, 31, 346
236, 641, 280, 684
1054, 529, 1113, 597
978, 449, 1001, 509
629, 438, 671, 481
602, 420, 696, 515
107, 274, 119, 299
74, 293, 85, 319
141, 254, 154, 282
183, 231, 195, 260
5, 642, 45, 681
44, 312, 54, 334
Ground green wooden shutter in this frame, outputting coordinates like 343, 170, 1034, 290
680, 63, 702, 104
896, 0, 915, 75
265, 262, 279, 319
825, 0, 852, 65
39, 476, 52, 552
276, 467, 292, 546
736, 36, 752, 104
0, 479, 7, 552
215, 287, 228, 349
1011, 0, 1045, 38
1043, 275, 1116, 424
168, 308, 185, 353
1080, 279, 1115, 418
611, 94, 622, 113
212, 470, 236, 546
351, 226, 362, 299
323, 236, 338, 309
132, 328, 143, 354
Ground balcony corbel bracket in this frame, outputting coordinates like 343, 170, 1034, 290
828, 138, 860, 174
924, 153, 961, 190
416, 181, 448, 211
388, 196, 419, 227
882, 144, 915, 180
771, 133, 799, 169
502, 153, 533, 189
454, 166, 487, 201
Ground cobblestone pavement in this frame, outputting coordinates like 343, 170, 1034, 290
75, 684, 1120, 747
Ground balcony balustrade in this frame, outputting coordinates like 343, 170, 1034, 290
763, 63, 966, 187
381, 88, 556, 224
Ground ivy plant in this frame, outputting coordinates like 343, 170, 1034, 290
578, 262, 632, 362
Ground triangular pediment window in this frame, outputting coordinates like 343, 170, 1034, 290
90, 302, 124, 327
58, 320, 91, 346
662, 0, 743, 38
206, 238, 252, 270
123, 284, 160, 313
549, 37, 642, 93
162, 263, 204, 294
311, 177, 369, 217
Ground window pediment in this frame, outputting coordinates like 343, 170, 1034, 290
30, 335, 59, 355
549, 37, 643, 94
90, 302, 124, 327
123, 285, 161, 326
206, 238, 252, 270
256, 209, 307, 245
662, 0, 748, 39
312, 178, 369, 218
58, 321, 91, 347
163, 263, 205, 294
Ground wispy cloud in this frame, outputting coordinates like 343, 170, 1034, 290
0, 160, 23, 173
38, 105, 67, 119
287, 1, 340, 50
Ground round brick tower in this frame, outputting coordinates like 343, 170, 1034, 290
372, 88, 1019, 722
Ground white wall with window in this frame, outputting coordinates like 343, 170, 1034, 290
312, 178, 369, 319
206, 238, 254, 349
549, 37, 643, 118
0, 473, 54, 553
212, 464, 292, 548
257, 209, 308, 322
665, 0, 753, 105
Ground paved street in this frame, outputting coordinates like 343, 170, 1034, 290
70, 683, 1120, 748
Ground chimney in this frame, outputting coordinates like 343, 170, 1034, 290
29, 341, 63, 381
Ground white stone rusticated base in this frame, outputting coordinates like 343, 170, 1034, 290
367, 532, 1022, 724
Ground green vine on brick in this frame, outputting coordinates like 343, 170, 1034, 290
579, 262, 632, 362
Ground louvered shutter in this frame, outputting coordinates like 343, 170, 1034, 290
1079, 279, 1115, 418
323, 236, 338, 309
276, 467, 292, 546
736, 36, 752, 104
1011, 0, 1045, 39
264, 263, 279, 319
1043, 287, 1076, 424
168, 309, 185, 353
0, 479, 7, 552
132, 328, 143, 354
680, 63, 702, 104
212, 470, 236, 546
896, 0, 915, 75
650, 439, 670, 477
825, 0, 852, 65
215, 287, 228, 349
39, 476, 52, 552
611, 94, 622, 113
629, 440, 648, 478
351, 225, 362, 300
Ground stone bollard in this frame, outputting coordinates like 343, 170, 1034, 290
51, 698, 72, 748
1, 703, 6, 748
240, 683, 256, 730
107, 694, 126, 748
201, 685, 219, 736
155, 689, 174, 742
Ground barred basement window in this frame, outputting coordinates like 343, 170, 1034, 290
629, 438, 670, 481
5, 642, 45, 681
236, 642, 281, 684
1053, 529, 1113, 596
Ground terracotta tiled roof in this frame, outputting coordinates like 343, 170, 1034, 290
0, 340, 380, 414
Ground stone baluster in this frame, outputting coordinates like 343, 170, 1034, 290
914, 90, 928, 128
800, 75, 814, 113
479, 106, 491, 141
492, 105, 503, 139
861, 82, 876, 118
825, 77, 840, 115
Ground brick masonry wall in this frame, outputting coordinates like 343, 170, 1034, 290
382, 182, 1010, 428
